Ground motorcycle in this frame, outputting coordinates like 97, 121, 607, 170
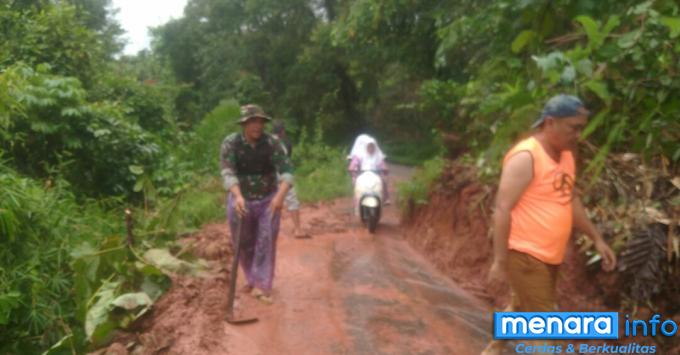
353, 170, 384, 233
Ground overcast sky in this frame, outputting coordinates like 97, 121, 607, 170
112, 0, 188, 55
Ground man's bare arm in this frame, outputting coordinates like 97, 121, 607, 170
572, 196, 617, 271
492, 151, 533, 264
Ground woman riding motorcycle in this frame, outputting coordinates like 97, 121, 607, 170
348, 134, 389, 204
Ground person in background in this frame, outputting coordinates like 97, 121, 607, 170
481, 94, 617, 354
220, 104, 294, 304
348, 134, 390, 204
271, 120, 309, 239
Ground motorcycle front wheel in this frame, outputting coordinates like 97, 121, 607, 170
367, 207, 378, 234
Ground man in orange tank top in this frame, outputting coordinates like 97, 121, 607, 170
481, 95, 617, 355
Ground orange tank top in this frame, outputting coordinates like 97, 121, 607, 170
503, 136, 575, 265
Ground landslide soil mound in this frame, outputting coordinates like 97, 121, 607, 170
401, 159, 680, 353
95, 224, 237, 355
401, 161, 612, 310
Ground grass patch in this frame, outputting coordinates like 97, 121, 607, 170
173, 177, 225, 229
397, 156, 445, 209
381, 133, 442, 166
296, 153, 351, 203
184, 99, 241, 174
293, 123, 351, 202
140, 176, 226, 236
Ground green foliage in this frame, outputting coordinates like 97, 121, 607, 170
293, 122, 352, 202
0, 64, 163, 197
0, 1, 229, 353
2, 0, 678, 352
89, 71, 177, 133
149, 0, 678, 169
421, 0, 680, 179
152, 0, 318, 123
139, 176, 226, 236
0, 164, 118, 353
0, 3, 106, 85
397, 156, 445, 208
0, 159, 227, 352
381, 131, 443, 166
183, 99, 241, 174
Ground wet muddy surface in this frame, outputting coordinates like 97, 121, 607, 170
226, 195, 491, 355
101, 165, 492, 354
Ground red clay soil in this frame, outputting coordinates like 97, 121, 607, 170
400, 161, 615, 311
95, 167, 494, 355
94, 161, 680, 354
95, 224, 240, 355
401, 160, 680, 354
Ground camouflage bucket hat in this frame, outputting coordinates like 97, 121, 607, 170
238, 104, 271, 124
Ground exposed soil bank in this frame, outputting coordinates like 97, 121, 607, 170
401, 160, 680, 354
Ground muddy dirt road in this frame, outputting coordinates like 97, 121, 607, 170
113, 165, 493, 355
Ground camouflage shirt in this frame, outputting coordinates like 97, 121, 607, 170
220, 133, 294, 200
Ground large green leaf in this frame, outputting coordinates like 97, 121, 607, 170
617, 30, 640, 49
85, 280, 120, 345
129, 165, 144, 175
602, 16, 621, 37
532, 52, 565, 73
113, 292, 154, 329
133, 179, 145, 193
581, 109, 609, 139
576, 16, 602, 49
143, 248, 207, 275
560, 66, 576, 83
60, 107, 81, 117
584, 80, 612, 106
660, 16, 680, 38
585, 118, 626, 177
0, 207, 18, 242
575, 59, 593, 77
112, 292, 152, 311
70, 242, 101, 282
511, 30, 536, 53
140, 275, 169, 301
30, 121, 58, 133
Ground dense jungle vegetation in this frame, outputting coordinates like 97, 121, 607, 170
0, 0, 678, 352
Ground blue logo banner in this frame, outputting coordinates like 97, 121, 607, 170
494, 312, 619, 340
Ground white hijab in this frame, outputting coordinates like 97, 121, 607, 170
349, 134, 386, 171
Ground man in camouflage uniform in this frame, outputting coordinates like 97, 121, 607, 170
220, 104, 294, 303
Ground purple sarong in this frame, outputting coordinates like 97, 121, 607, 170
227, 193, 281, 291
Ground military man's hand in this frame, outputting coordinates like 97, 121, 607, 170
234, 195, 247, 217
595, 240, 617, 272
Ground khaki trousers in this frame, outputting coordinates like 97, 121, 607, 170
507, 250, 559, 312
